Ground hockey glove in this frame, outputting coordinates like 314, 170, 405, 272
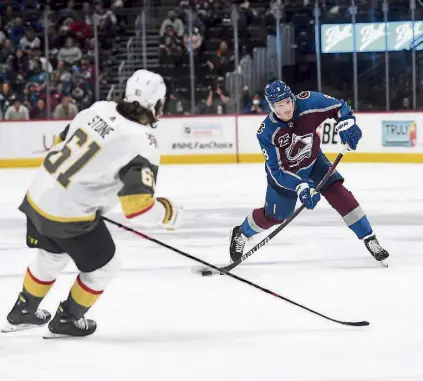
335, 116, 362, 151
157, 197, 183, 230
296, 181, 321, 210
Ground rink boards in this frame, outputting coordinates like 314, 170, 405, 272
0, 112, 422, 167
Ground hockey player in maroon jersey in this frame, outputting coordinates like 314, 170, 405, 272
229, 80, 389, 266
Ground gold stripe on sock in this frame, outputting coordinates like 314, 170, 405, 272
23, 267, 55, 298
70, 275, 103, 308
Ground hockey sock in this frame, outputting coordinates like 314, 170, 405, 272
22, 267, 56, 311
322, 181, 373, 239
65, 254, 121, 319
21, 249, 70, 311
67, 275, 103, 319
241, 208, 283, 238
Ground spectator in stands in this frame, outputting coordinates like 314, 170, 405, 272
58, 37, 82, 67
83, 37, 96, 61
82, 2, 94, 26
15, 48, 29, 75
208, 0, 230, 28
58, 0, 79, 27
66, 15, 93, 47
242, 85, 251, 109
53, 95, 78, 119
79, 56, 95, 88
54, 60, 72, 87
30, 98, 47, 119
214, 40, 234, 76
159, 25, 184, 65
19, 27, 41, 53
194, 0, 212, 25
21, 1, 42, 29
9, 18, 26, 47
9, 49, 29, 95
402, 97, 411, 109
177, 3, 205, 36
30, 47, 53, 73
93, 0, 118, 49
0, 83, 13, 117
4, 96, 30, 120
160, 10, 184, 38
40, 85, 61, 115
2, 5, 16, 27
25, 59, 46, 106
0, 39, 15, 63
197, 76, 231, 114
183, 26, 203, 54
166, 92, 189, 115
244, 92, 270, 114
63, 69, 92, 110
2, 56, 18, 91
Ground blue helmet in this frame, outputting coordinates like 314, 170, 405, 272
264, 79, 295, 107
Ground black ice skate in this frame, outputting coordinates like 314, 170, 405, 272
229, 226, 248, 263
363, 234, 389, 267
44, 302, 97, 339
2, 292, 51, 333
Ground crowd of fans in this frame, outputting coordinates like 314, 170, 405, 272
158, 0, 284, 115
0, 0, 123, 121
0, 0, 420, 120
159, 0, 420, 115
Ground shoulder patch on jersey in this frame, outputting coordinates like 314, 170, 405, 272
298, 91, 311, 100
257, 122, 265, 134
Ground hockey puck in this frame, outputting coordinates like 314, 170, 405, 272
202, 270, 213, 276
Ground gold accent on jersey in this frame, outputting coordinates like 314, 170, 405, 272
52, 134, 64, 147
26, 192, 96, 223
157, 197, 173, 224
119, 194, 154, 218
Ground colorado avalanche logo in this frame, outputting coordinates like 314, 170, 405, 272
297, 91, 311, 100
285, 133, 314, 167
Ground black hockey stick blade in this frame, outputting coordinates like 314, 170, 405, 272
104, 217, 369, 327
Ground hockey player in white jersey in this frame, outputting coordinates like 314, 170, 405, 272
2, 69, 182, 338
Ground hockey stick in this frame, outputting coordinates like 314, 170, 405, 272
103, 215, 368, 327
194, 144, 349, 277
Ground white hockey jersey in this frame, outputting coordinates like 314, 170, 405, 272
20, 101, 161, 238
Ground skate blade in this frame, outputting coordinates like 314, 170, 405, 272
43, 331, 93, 339
43, 331, 74, 339
1, 322, 46, 333
379, 258, 388, 268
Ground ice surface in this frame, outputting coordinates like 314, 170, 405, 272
0, 163, 422, 381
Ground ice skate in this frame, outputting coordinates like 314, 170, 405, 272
229, 226, 248, 263
44, 302, 96, 339
364, 234, 389, 267
2, 293, 51, 333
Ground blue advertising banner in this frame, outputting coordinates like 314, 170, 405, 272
321, 21, 423, 53
382, 121, 417, 147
